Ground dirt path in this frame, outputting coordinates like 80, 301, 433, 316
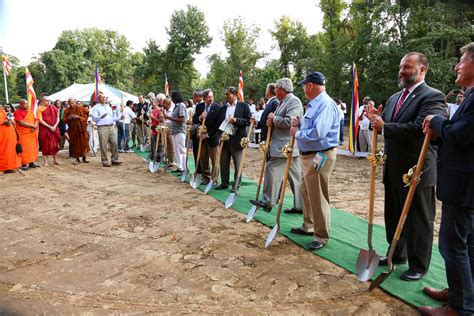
0, 144, 430, 314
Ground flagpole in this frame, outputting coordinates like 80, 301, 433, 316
2, 63, 8, 104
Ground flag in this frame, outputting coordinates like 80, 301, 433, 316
2, 55, 12, 76
164, 74, 169, 97
238, 69, 244, 102
94, 65, 102, 102
25, 68, 37, 116
349, 62, 360, 153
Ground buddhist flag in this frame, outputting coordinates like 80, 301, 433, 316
238, 69, 244, 102
164, 74, 169, 97
94, 65, 102, 102
2, 55, 12, 76
25, 68, 37, 116
349, 62, 360, 153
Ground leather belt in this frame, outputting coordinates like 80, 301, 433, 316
300, 147, 336, 155
98, 124, 114, 127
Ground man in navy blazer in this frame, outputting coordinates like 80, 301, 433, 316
419, 43, 474, 316
367, 52, 446, 281
214, 86, 251, 190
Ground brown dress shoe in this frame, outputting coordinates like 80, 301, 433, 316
419, 304, 459, 316
423, 287, 449, 302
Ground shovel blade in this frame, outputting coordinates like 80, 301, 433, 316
356, 249, 380, 282
204, 180, 214, 194
225, 192, 236, 209
246, 205, 257, 223
149, 161, 160, 173
180, 170, 188, 182
369, 267, 395, 291
191, 174, 202, 189
265, 224, 279, 248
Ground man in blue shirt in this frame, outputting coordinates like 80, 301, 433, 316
290, 71, 340, 250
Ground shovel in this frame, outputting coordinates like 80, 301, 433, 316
148, 130, 162, 173
265, 135, 295, 248
162, 125, 169, 172
205, 134, 227, 194
139, 115, 146, 152
181, 112, 193, 182
191, 117, 206, 189
369, 134, 431, 291
356, 130, 380, 281
246, 126, 272, 222
225, 121, 255, 208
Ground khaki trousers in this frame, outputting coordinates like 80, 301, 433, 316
300, 148, 336, 243
200, 141, 219, 181
97, 125, 119, 164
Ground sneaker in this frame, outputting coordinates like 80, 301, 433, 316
127, 149, 134, 153
118, 149, 124, 153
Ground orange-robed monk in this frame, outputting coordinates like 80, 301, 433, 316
0, 106, 21, 173
13, 99, 40, 171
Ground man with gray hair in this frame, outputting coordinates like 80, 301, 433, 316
250, 78, 304, 214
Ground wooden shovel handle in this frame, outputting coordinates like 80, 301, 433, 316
368, 129, 378, 225
235, 121, 255, 180
184, 110, 193, 167
393, 134, 431, 242
255, 126, 273, 199
275, 136, 296, 224
211, 136, 226, 179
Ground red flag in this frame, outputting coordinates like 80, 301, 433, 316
238, 70, 244, 102
25, 68, 37, 116
94, 65, 102, 102
2, 55, 12, 76
164, 74, 169, 97
349, 62, 360, 153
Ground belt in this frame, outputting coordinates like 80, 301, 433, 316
98, 124, 114, 127
300, 147, 335, 155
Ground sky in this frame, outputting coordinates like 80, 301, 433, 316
0, 0, 324, 77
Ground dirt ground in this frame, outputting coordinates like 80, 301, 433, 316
0, 135, 440, 314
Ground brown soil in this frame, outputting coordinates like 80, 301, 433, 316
0, 137, 439, 314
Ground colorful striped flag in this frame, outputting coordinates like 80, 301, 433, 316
238, 69, 244, 102
94, 65, 102, 102
164, 74, 169, 97
349, 62, 360, 153
2, 55, 12, 76
25, 68, 37, 116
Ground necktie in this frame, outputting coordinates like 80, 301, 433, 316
205, 105, 210, 113
393, 89, 410, 118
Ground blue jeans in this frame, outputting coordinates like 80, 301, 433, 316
439, 203, 474, 315
117, 123, 130, 151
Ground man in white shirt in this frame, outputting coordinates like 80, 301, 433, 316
116, 100, 137, 153
90, 94, 122, 167
358, 97, 372, 153
446, 90, 464, 119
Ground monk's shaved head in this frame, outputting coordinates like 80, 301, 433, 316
19, 99, 28, 109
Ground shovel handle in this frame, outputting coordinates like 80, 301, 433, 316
392, 134, 431, 243
234, 121, 255, 181
195, 116, 207, 174
211, 136, 226, 180
255, 126, 272, 199
184, 110, 193, 169
275, 136, 296, 224
368, 129, 378, 225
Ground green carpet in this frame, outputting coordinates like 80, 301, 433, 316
133, 147, 447, 308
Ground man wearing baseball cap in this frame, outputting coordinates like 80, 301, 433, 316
290, 71, 340, 250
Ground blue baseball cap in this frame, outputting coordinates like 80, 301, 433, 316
298, 72, 326, 85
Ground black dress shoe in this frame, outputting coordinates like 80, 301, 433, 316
291, 227, 313, 236
29, 163, 40, 168
379, 256, 407, 266
250, 200, 272, 212
284, 208, 303, 214
214, 184, 229, 190
201, 178, 210, 185
309, 240, 325, 251
400, 269, 425, 281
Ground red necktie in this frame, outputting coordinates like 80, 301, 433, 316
393, 89, 410, 118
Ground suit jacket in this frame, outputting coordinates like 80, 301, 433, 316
260, 96, 279, 141
191, 101, 206, 136
226, 101, 251, 150
270, 93, 304, 158
381, 82, 446, 188
430, 87, 474, 208
205, 103, 225, 148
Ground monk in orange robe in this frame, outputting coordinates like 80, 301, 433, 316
63, 98, 90, 164
37, 96, 61, 166
0, 105, 21, 173
13, 99, 40, 171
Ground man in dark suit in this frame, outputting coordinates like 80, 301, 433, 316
215, 86, 251, 191
419, 43, 474, 316
367, 52, 446, 281
191, 89, 204, 176
199, 89, 225, 184
260, 83, 279, 141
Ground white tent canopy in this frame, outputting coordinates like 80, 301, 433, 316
48, 83, 139, 105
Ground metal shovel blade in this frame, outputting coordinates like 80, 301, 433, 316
204, 179, 214, 194
356, 248, 380, 282
148, 160, 160, 173
180, 170, 188, 182
225, 192, 236, 209
265, 224, 279, 248
140, 144, 146, 152
191, 174, 202, 189
369, 266, 396, 291
246, 205, 257, 223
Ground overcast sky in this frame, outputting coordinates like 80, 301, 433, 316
0, 0, 324, 76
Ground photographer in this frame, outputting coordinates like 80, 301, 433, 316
0, 104, 21, 173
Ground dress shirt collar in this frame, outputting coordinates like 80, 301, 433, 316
405, 80, 425, 94
308, 91, 328, 109
227, 100, 237, 107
